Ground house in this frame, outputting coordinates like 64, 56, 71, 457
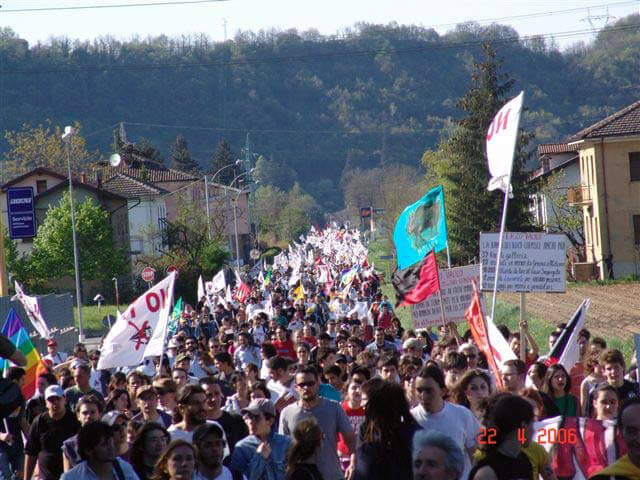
0, 167, 129, 257
529, 143, 580, 232
567, 99, 640, 280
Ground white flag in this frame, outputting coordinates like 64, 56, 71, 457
11, 281, 50, 339
98, 272, 176, 369
485, 314, 517, 370
197, 275, 206, 301
211, 269, 226, 293
486, 91, 524, 196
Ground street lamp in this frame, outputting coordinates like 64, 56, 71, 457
62, 126, 84, 342
204, 160, 242, 240
229, 170, 255, 268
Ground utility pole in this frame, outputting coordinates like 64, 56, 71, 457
0, 217, 7, 296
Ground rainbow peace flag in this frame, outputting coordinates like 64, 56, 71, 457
1, 308, 42, 399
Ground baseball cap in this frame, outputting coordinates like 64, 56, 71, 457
136, 385, 158, 399
241, 399, 275, 418
44, 385, 65, 400
175, 353, 191, 364
47, 339, 57, 347
102, 410, 128, 426
168, 338, 179, 348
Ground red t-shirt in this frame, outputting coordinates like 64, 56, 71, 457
272, 340, 297, 361
377, 311, 393, 330
301, 336, 317, 347
337, 402, 365, 455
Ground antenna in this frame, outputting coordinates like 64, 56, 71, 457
109, 153, 122, 167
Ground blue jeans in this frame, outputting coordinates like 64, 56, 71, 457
0, 445, 23, 480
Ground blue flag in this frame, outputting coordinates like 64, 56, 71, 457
393, 185, 448, 269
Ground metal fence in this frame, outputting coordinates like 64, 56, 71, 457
0, 293, 76, 357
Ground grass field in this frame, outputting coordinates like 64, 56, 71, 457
74, 304, 127, 337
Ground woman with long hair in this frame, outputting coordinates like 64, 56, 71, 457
354, 380, 421, 480
580, 351, 605, 416
470, 394, 535, 480
150, 439, 196, 480
451, 369, 492, 419
286, 418, 324, 480
224, 371, 250, 413
105, 388, 132, 417
527, 362, 548, 391
130, 422, 170, 480
542, 364, 580, 416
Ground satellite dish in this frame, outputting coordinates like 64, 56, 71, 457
109, 153, 122, 167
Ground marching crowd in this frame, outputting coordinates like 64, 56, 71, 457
2, 226, 640, 480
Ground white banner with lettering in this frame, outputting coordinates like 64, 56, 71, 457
479, 232, 567, 292
411, 264, 483, 328
11, 281, 51, 339
98, 272, 176, 369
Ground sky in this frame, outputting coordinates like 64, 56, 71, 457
1, 0, 638, 50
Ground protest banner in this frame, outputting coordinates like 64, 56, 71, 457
480, 232, 567, 292
411, 264, 483, 328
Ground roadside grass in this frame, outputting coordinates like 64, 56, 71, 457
74, 304, 127, 337
371, 239, 634, 361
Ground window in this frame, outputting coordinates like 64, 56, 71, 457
634, 215, 640, 246
36, 180, 47, 193
629, 152, 640, 181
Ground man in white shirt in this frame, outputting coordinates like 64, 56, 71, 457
411, 363, 480, 480
43, 339, 67, 366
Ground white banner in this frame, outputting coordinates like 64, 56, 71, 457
486, 91, 524, 195
11, 281, 50, 339
480, 232, 567, 292
411, 265, 483, 328
98, 272, 176, 369
211, 269, 226, 293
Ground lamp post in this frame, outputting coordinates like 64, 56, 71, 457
62, 126, 84, 342
204, 160, 241, 240
229, 169, 255, 268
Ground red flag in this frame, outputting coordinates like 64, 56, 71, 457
392, 250, 440, 307
465, 280, 504, 390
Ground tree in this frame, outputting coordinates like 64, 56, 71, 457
251, 185, 287, 240
422, 44, 536, 263
170, 134, 199, 173
134, 138, 165, 165
2, 121, 98, 183
252, 154, 297, 191
210, 139, 239, 185
29, 192, 129, 287
538, 171, 584, 252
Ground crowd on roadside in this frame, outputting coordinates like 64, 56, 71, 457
2, 225, 640, 480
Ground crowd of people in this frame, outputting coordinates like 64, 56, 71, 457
2, 226, 640, 480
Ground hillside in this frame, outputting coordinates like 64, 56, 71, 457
0, 16, 639, 210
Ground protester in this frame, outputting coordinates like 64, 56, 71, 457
130, 422, 170, 480
412, 430, 465, 480
150, 439, 196, 480
193, 423, 240, 480
285, 418, 324, 480
450, 369, 492, 419
132, 385, 173, 428
541, 364, 580, 416
62, 394, 105, 470
24, 385, 81, 480
230, 399, 291, 480
592, 383, 619, 421
60, 421, 139, 480
591, 398, 640, 479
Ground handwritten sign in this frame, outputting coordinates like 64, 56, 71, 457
411, 264, 483, 328
480, 232, 567, 293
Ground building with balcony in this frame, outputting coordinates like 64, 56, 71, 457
567, 99, 640, 280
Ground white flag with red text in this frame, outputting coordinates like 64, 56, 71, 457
98, 272, 176, 369
11, 281, 50, 339
486, 91, 524, 196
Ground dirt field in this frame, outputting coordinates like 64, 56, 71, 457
499, 283, 640, 340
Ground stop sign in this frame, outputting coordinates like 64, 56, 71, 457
141, 267, 155, 283
167, 265, 179, 277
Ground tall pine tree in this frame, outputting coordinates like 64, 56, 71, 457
422, 44, 535, 263
170, 134, 199, 173
210, 138, 239, 185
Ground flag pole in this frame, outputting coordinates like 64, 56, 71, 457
489, 104, 524, 322
438, 289, 447, 326
446, 242, 451, 269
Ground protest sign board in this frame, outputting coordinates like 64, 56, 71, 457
411, 264, 483, 328
480, 232, 567, 292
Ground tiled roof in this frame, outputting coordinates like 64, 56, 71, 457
102, 173, 166, 198
102, 152, 198, 183
569, 99, 640, 141
537, 143, 578, 156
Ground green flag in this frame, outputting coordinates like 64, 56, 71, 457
168, 297, 183, 337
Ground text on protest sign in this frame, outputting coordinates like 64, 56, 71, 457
411, 264, 484, 328
479, 232, 567, 293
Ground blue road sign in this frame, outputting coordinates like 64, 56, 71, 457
379, 254, 394, 260
7, 187, 36, 238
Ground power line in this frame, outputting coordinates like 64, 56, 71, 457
1, 22, 638, 76
0, 0, 229, 13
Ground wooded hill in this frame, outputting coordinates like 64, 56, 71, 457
0, 15, 638, 211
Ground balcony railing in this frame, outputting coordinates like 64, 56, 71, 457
567, 185, 592, 206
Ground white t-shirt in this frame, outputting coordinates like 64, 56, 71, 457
195, 466, 243, 480
411, 401, 480, 480
44, 351, 68, 366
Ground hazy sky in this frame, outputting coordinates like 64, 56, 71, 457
1, 0, 638, 49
